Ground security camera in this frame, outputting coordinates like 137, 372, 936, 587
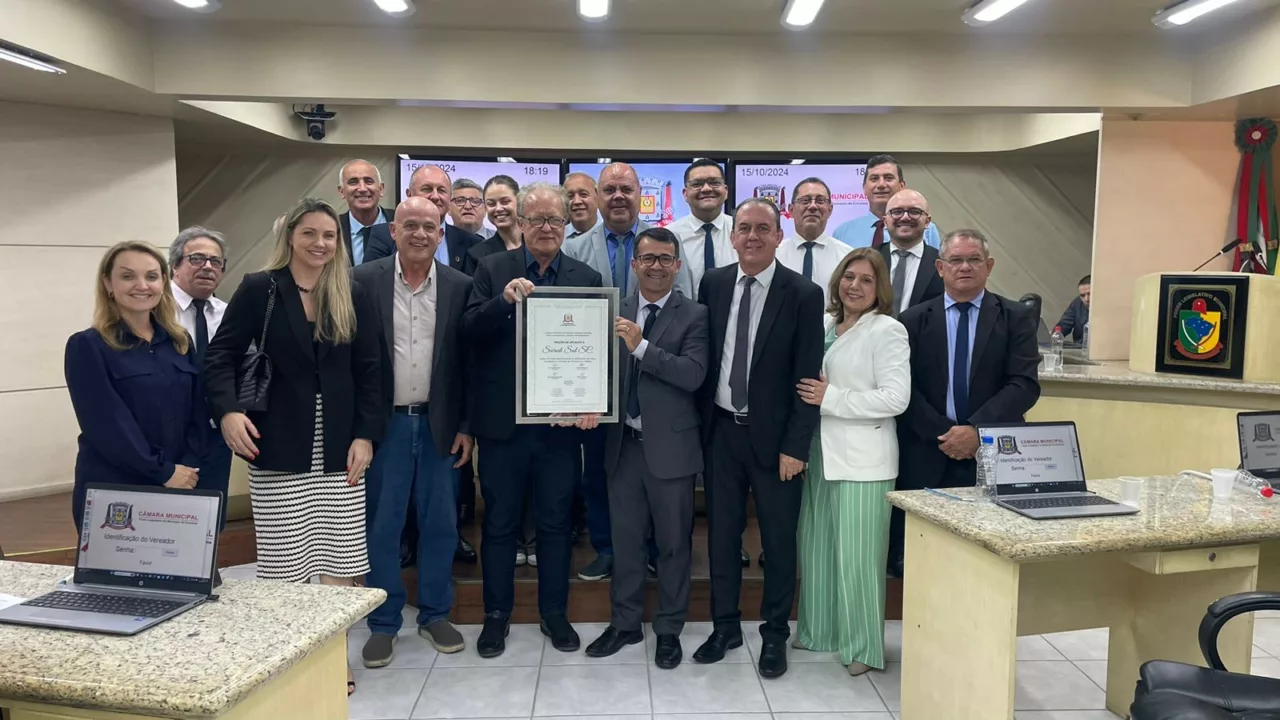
294, 104, 336, 141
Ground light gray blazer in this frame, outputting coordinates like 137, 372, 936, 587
563, 219, 696, 299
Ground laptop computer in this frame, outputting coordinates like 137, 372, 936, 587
976, 421, 1138, 520
0, 483, 222, 635
1238, 411, 1280, 484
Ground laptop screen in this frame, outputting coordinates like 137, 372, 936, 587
976, 422, 1089, 495
1239, 411, 1280, 479
76, 485, 221, 592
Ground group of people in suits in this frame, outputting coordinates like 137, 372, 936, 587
61, 154, 1042, 691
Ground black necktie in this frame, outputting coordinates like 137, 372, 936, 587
702, 223, 716, 274
192, 298, 209, 368
801, 242, 816, 281
626, 304, 660, 420
891, 249, 910, 316
953, 301, 973, 424
729, 277, 754, 411
355, 226, 370, 265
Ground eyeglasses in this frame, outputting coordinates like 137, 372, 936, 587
793, 195, 831, 208
687, 178, 725, 190
636, 253, 677, 268
185, 254, 225, 270
887, 208, 928, 220
452, 197, 483, 208
520, 216, 567, 229
941, 256, 987, 268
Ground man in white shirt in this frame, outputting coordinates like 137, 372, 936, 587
565, 172, 601, 240
776, 178, 854, 307
169, 226, 229, 528
880, 189, 944, 316
666, 159, 736, 294
831, 154, 941, 250
450, 178, 493, 239
338, 159, 394, 266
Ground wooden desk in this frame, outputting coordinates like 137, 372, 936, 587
0, 563, 383, 719
889, 477, 1280, 720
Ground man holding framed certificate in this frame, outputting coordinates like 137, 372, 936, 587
462, 182, 607, 659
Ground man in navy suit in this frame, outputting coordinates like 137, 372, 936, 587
367, 165, 482, 272
337, 159, 395, 267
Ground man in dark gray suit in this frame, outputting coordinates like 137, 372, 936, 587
353, 196, 475, 667
585, 227, 710, 670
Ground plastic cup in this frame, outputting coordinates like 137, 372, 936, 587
1119, 477, 1143, 507
1211, 468, 1236, 500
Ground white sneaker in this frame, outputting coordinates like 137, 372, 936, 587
516, 550, 527, 566
527, 552, 538, 567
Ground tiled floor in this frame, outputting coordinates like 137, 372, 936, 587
219, 565, 1280, 720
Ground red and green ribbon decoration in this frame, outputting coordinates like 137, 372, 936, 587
1232, 118, 1279, 274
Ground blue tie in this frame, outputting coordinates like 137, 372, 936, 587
612, 235, 630, 295
702, 223, 716, 275
801, 242, 815, 281
953, 301, 973, 424
627, 304, 660, 420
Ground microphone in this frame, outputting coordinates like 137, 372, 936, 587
1192, 238, 1245, 272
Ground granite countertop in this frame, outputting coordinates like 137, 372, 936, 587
1040, 360, 1280, 395
0, 563, 384, 718
888, 476, 1280, 560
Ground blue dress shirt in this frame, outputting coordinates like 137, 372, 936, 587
831, 214, 940, 250
524, 246, 561, 286
347, 208, 387, 266
944, 290, 985, 423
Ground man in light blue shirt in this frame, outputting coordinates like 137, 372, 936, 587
832, 154, 940, 250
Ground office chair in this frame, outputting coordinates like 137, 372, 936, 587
1131, 592, 1280, 719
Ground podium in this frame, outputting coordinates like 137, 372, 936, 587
1130, 272, 1280, 382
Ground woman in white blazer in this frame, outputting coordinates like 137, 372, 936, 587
792, 247, 911, 677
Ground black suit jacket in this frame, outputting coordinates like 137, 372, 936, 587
879, 242, 944, 311
340, 207, 395, 266
203, 267, 385, 474
462, 249, 604, 441
465, 234, 513, 276
697, 262, 825, 467
352, 256, 474, 456
896, 291, 1042, 489
367, 223, 481, 273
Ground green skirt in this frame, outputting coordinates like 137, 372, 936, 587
796, 435, 894, 668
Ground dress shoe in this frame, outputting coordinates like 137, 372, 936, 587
847, 661, 872, 676
692, 628, 743, 664
758, 641, 788, 678
740, 548, 750, 568
454, 537, 477, 564
540, 614, 581, 652
399, 542, 416, 569
654, 634, 683, 669
758, 552, 765, 568
585, 626, 643, 658
476, 612, 510, 658
457, 503, 475, 525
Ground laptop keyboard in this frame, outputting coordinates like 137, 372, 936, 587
1003, 495, 1120, 510
24, 591, 187, 618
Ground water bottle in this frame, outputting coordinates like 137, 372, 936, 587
1237, 470, 1275, 499
975, 436, 997, 502
1082, 321, 1090, 352
1047, 326, 1064, 371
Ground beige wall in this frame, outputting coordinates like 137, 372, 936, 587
1090, 120, 1239, 360
0, 100, 178, 500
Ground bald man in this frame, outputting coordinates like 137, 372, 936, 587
354, 196, 475, 664
366, 165, 483, 271
338, 159, 394, 266
880, 190, 944, 316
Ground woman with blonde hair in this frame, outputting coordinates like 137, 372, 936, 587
65, 242, 209, 530
793, 247, 911, 677
204, 198, 383, 692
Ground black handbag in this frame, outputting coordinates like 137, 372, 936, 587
236, 279, 277, 413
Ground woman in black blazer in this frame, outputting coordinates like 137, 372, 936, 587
204, 197, 383, 589
465, 175, 522, 273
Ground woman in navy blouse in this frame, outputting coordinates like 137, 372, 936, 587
65, 241, 209, 530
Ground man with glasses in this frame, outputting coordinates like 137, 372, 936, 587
879, 190, 944, 316
777, 177, 854, 307
463, 182, 604, 658
831, 155, 942, 250
450, 178, 494, 239
668, 159, 737, 293
169, 226, 231, 529
891, 229, 1041, 578
585, 227, 710, 669
338, 159, 395, 267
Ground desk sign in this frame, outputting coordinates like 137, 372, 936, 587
1155, 274, 1250, 379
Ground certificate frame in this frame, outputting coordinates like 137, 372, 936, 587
514, 286, 621, 425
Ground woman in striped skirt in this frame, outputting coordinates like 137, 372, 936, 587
204, 197, 384, 694
794, 248, 911, 676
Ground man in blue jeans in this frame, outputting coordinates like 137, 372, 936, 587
354, 197, 475, 665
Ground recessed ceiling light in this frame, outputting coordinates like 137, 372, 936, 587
171, 0, 222, 12
781, 0, 826, 29
596, 157, 612, 164
0, 44, 66, 74
790, 159, 806, 165
497, 157, 517, 163
962, 0, 1034, 27
1153, 0, 1245, 28
371, 0, 416, 17
578, 0, 610, 21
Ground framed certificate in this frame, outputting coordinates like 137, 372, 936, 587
515, 286, 621, 424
